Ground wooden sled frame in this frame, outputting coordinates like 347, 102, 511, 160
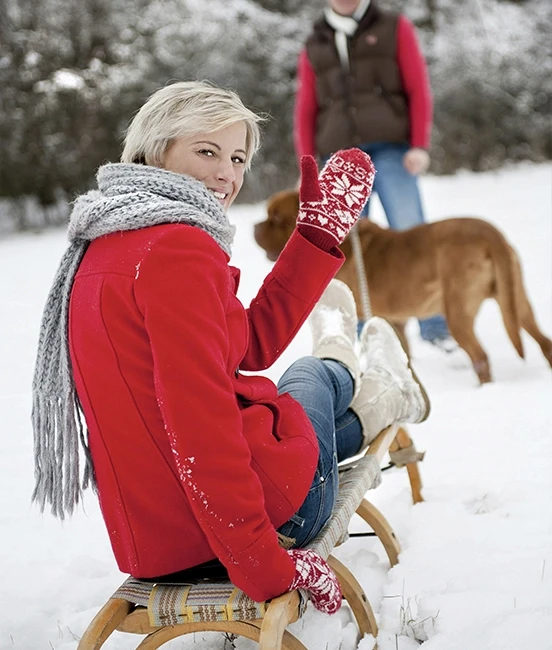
77, 425, 423, 650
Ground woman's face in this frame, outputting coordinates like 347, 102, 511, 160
329, 0, 360, 15
161, 121, 247, 210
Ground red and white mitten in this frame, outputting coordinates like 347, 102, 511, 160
287, 548, 342, 614
297, 148, 376, 251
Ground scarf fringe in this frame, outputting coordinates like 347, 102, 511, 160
31, 390, 96, 519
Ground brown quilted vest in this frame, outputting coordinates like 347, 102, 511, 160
306, 1, 409, 158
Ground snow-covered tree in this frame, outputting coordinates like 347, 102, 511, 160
0, 0, 550, 230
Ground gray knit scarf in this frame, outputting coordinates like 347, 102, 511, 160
31, 162, 236, 519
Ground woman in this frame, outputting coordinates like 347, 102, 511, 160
31, 81, 429, 615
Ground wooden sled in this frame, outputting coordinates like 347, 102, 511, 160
77, 425, 424, 650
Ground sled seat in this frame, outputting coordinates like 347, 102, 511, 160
77, 425, 424, 650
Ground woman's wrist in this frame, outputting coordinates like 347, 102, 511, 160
297, 222, 337, 252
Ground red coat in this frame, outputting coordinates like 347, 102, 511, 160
69, 223, 343, 602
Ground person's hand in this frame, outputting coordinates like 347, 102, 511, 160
403, 148, 430, 175
287, 548, 342, 614
296, 148, 375, 251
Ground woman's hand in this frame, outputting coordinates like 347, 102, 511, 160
287, 548, 342, 614
296, 148, 375, 251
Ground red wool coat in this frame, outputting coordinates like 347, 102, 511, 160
69, 223, 343, 602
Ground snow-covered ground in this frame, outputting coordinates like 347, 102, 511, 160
1, 163, 551, 650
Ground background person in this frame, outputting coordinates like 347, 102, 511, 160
31, 80, 428, 615
294, 0, 456, 350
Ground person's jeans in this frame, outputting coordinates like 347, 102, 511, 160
276, 357, 363, 547
350, 142, 449, 341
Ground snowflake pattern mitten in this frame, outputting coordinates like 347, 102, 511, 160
297, 149, 376, 251
287, 548, 342, 614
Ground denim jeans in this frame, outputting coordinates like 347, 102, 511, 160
276, 357, 363, 547
340, 142, 449, 341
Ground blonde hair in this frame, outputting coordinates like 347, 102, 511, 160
121, 81, 263, 170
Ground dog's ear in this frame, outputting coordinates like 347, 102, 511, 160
267, 190, 300, 225
290, 191, 300, 218
277, 191, 300, 221
268, 208, 284, 224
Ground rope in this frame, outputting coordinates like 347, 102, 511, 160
350, 223, 372, 320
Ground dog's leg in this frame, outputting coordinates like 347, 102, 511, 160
447, 316, 491, 384
447, 320, 491, 384
441, 264, 492, 384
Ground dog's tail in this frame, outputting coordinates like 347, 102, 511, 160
487, 226, 524, 359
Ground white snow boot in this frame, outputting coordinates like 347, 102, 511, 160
309, 279, 361, 396
350, 317, 431, 452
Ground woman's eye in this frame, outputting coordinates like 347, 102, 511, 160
232, 156, 246, 165
198, 149, 215, 157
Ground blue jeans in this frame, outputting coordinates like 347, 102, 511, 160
276, 357, 363, 547
347, 142, 449, 341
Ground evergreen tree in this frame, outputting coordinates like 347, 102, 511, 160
0, 0, 550, 230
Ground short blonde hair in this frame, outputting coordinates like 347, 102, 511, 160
121, 81, 263, 170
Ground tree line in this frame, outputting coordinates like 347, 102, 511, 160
0, 0, 550, 231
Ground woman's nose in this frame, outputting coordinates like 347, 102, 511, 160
215, 158, 236, 183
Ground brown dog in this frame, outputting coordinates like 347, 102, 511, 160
254, 189, 552, 384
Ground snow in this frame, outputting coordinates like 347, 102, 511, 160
35, 70, 86, 93
1, 163, 551, 649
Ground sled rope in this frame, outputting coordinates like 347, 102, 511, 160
350, 223, 372, 320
